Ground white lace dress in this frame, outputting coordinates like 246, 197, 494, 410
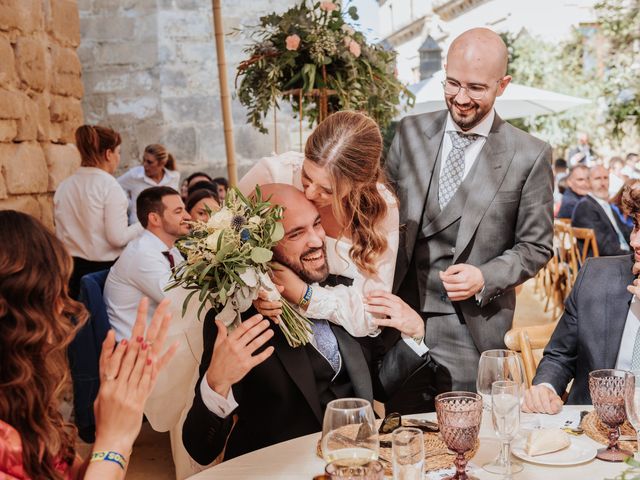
238, 151, 399, 337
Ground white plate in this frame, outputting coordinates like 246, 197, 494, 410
512, 436, 597, 466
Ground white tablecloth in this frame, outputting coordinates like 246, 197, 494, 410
187, 406, 630, 479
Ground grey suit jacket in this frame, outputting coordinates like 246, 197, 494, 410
386, 110, 554, 353
533, 254, 634, 404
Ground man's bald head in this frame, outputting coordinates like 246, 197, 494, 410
447, 28, 509, 78
259, 183, 329, 284
443, 28, 511, 130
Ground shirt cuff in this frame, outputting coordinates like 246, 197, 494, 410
199, 377, 238, 418
401, 334, 429, 356
475, 286, 485, 303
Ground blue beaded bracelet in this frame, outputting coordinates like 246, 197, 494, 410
298, 284, 313, 308
90, 450, 127, 470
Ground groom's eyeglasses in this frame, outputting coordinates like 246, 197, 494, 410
442, 78, 501, 100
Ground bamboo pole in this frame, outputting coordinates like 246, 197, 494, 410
211, 0, 237, 186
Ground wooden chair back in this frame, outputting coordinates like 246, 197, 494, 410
504, 322, 558, 386
571, 227, 599, 264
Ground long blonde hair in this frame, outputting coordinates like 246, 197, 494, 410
305, 111, 389, 275
0, 211, 88, 479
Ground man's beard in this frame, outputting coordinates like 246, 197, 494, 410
446, 97, 486, 131
276, 245, 329, 284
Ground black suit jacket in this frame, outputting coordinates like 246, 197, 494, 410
533, 254, 634, 404
557, 188, 584, 219
182, 306, 439, 465
571, 195, 631, 257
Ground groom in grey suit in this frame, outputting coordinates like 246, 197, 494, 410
385, 28, 554, 406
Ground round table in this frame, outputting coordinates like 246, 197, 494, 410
187, 406, 631, 479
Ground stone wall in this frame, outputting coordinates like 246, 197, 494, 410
78, 0, 300, 180
0, 0, 83, 228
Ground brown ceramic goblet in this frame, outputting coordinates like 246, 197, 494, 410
589, 369, 633, 462
436, 392, 483, 480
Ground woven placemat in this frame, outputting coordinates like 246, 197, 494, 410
582, 410, 637, 453
315, 421, 479, 475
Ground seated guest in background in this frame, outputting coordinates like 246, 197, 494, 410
553, 158, 568, 207
557, 164, 590, 219
118, 144, 180, 224
623, 152, 640, 179
105, 186, 190, 340
0, 210, 177, 480
523, 183, 640, 414
611, 179, 638, 229
187, 180, 220, 198
567, 132, 596, 166
54, 125, 143, 299
571, 165, 631, 257
186, 171, 213, 189
213, 176, 229, 203
608, 156, 626, 197
182, 184, 438, 465
186, 189, 220, 222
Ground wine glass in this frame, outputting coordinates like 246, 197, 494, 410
436, 391, 483, 480
491, 380, 521, 478
624, 371, 640, 461
321, 398, 379, 466
589, 369, 633, 462
476, 349, 526, 473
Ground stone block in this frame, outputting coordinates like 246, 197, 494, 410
50, 95, 83, 124
95, 42, 157, 68
164, 125, 197, 163
37, 193, 54, 230
34, 93, 51, 141
107, 96, 159, 119
46, 0, 81, 47
162, 95, 218, 124
0, 89, 24, 119
0, 142, 48, 194
43, 142, 81, 191
51, 46, 83, 98
14, 36, 47, 92
0, 168, 7, 199
0, 0, 41, 34
15, 95, 37, 141
0, 194, 41, 218
0, 119, 16, 141
0, 35, 15, 87
81, 15, 135, 41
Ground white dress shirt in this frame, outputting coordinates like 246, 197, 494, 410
54, 167, 143, 261
589, 193, 630, 251
117, 166, 181, 224
440, 109, 495, 182
104, 230, 183, 340
615, 296, 640, 370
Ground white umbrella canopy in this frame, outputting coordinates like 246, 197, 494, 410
404, 70, 591, 119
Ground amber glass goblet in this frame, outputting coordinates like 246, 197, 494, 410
589, 369, 633, 462
436, 392, 483, 480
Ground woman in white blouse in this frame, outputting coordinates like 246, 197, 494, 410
238, 111, 402, 337
54, 125, 143, 299
118, 144, 181, 224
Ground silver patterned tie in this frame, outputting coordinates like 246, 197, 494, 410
439, 131, 479, 209
311, 318, 341, 373
632, 325, 640, 371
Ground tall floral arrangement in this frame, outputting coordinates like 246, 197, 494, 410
236, 0, 413, 133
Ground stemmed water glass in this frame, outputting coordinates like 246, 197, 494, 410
321, 398, 379, 466
476, 349, 525, 473
624, 371, 640, 461
435, 392, 483, 480
589, 369, 633, 462
491, 381, 521, 479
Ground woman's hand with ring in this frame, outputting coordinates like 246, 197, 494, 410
365, 290, 425, 340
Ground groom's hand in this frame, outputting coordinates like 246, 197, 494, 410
205, 314, 274, 398
440, 264, 485, 301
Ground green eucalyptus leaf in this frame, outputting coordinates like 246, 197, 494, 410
251, 246, 273, 264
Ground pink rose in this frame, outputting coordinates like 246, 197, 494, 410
349, 40, 361, 58
285, 34, 301, 51
320, 1, 338, 12
343, 36, 352, 48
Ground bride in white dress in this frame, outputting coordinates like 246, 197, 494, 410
238, 111, 400, 337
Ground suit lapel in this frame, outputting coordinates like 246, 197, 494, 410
331, 326, 374, 403
454, 115, 512, 261
604, 256, 634, 367
403, 112, 447, 259
271, 326, 323, 423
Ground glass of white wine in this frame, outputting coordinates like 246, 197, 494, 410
490, 380, 522, 477
321, 398, 379, 468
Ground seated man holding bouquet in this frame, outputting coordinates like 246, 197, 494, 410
182, 184, 440, 464
523, 183, 640, 414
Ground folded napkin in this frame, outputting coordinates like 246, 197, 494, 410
525, 428, 571, 456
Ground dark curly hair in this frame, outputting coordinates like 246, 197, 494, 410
0, 211, 88, 479
621, 181, 640, 225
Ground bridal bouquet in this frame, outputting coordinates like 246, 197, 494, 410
167, 187, 313, 347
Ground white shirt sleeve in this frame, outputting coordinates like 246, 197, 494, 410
401, 334, 429, 356
103, 182, 144, 248
199, 377, 238, 417
117, 169, 134, 198
306, 192, 399, 337
129, 252, 173, 303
